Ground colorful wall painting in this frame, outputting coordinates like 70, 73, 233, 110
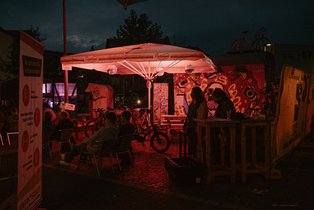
173, 63, 267, 117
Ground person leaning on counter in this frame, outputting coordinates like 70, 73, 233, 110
211, 88, 236, 119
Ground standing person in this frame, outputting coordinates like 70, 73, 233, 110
184, 86, 208, 157
211, 88, 236, 119
211, 88, 236, 164
59, 111, 118, 165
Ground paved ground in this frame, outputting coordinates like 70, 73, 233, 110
1, 134, 314, 209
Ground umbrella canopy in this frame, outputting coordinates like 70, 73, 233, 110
61, 43, 217, 108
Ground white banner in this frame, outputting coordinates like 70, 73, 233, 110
17, 31, 43, 210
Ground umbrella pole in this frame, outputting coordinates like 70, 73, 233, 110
148, 86, 151, 110
146, 80, 152, 110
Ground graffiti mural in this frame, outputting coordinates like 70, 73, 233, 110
173, 64, 267, 117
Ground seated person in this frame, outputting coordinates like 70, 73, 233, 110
53, 111, 75, 148
117, 110, 135, 166
55, 111, 74, 130
59, 111, 118, 166
43, 102, 57, 125
119, 110, 135, 136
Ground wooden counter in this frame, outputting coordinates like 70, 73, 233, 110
195, 118, 271, 184
239, 119, 271, 182
195, 119, 237, 184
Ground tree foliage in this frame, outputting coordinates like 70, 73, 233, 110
109, 10, 167, 47
26, 25, 46, 42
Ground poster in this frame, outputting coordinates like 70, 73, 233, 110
153, 83, 168, 120
17, 32, 43, 210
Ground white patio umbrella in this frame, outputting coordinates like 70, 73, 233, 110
61, 43, 216, 108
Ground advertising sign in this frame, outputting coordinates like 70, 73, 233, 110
17, 32, 43, 210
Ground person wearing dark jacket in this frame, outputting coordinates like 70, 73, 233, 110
184, 86, 208, 157
59, 111, 118, 166
211, 88, 236, 119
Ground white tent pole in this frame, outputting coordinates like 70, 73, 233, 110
146, 80, 152, 110
148, 85, 151, 110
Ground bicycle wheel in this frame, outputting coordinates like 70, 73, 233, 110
150, 131, 170, 153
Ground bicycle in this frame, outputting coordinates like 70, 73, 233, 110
131, 108, 170, 153
251, 27, 271, 51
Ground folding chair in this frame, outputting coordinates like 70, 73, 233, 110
6, 132, 19, 147
112, 134, 134, 170
50, 128, 74, 154
0, 134, 3, 147
0, 131, 18, 181
0, 122, 4, 146
77, 139, 117, 176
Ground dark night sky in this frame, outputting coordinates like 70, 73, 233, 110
1, 0, 313, 55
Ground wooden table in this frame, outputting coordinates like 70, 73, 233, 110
195, 119, 237, 184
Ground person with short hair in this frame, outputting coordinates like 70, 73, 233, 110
59, 111, 118, 165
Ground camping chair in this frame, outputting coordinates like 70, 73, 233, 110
0, 122, 4, 146
50, 128, 74, 154
6, 132, 19, 147
0, 131, 18, 181
112, 134, 134, 170
76, 139, 117, 176
0, 134, 3, 147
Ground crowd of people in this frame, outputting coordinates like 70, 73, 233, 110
1, 86, 237, 168
58, 109, 135, 167
53, 86, 235, 166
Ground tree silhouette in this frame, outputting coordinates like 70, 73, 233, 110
108, 10, 168, 47
26, 25, 46, 42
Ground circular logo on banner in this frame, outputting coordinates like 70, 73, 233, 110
33, 148, 40, 167
34, 108, 40, 127
22, 84, 30, 106
22, 130, 29, 153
